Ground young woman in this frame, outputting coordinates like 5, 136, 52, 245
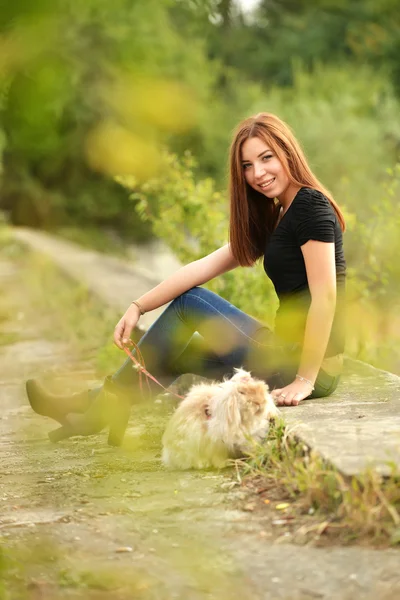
26, 112, 346, 446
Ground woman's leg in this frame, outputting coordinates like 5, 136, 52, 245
27, 286, 269, 425
105, 286, 268, 396
170, 331, 229, 382
310, 371, 341, 398
27, 286, 303, 444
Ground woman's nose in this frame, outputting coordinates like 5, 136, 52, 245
254, 162, 267, 181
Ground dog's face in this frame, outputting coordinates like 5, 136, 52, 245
226, 367, 279, 420
234, 379, 274, 426
207, 371, 279, 447
162, 369, 280, 470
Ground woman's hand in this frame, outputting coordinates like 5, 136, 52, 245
113, 303, 141, 350
271, 378, 314, 406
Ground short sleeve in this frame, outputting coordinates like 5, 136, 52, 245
292, 188, 336, 246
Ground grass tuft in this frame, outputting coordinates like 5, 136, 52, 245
240, 420, 400, 546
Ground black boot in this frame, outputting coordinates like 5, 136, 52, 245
47, 376, 132, 446
26, 379, 92, 426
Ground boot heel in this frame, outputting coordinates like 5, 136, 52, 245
107, 401, 131, 447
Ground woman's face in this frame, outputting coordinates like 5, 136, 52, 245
241, 136, 291, 201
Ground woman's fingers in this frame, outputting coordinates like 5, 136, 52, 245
272, 378, 313, 406
272, 389, 285, 406
284, 395, 296, 406
272, 388, 292, 406
122, 324, 133, 345
113, 321, 125, 349
292, 393, 301, 406
273, 389, 304, 406
283, 392, 304, 406
113, 305, 140, 349
119, 305, 141, 346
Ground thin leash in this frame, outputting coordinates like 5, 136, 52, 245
122, 340, 184, 400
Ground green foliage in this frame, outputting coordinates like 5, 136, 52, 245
120, 152, 227, 263
1, 0, 399, 241
351, 163, 400, 305
0, 0, 223, 235
195, 0, 400, 95
344, 164, 400, 371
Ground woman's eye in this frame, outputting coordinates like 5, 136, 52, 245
243, 155, 272, 169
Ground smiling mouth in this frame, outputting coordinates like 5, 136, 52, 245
259, 177, 275, 189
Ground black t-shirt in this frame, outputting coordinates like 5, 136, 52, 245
263, 187, 346, 357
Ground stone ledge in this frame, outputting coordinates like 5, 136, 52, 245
282, 358, 400, 476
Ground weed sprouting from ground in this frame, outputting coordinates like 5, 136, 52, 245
240, 419, 400, 546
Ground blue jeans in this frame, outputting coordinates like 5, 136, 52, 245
103, 287, 339, 398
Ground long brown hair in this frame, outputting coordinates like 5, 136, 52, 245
228, 112, 346, 266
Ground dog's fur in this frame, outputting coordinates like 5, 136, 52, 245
161, 368, 280, 470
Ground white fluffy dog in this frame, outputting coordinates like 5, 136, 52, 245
161, 368, 280, 470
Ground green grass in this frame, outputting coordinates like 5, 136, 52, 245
240, 420, 400, 547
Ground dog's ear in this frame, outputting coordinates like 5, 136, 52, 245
232, 368, 252, 382
225, 393, 243, 428
211, 388, 242, 431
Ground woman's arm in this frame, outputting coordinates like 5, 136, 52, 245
297, 240, 337, 383
114, 244, 239, 348
135, 244, 239, 313
272, 240, 337, 405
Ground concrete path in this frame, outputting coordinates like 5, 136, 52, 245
12, 227, 181, 331
12, 227, 400, 477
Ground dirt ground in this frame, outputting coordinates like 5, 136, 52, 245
1, 238, 400, 600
